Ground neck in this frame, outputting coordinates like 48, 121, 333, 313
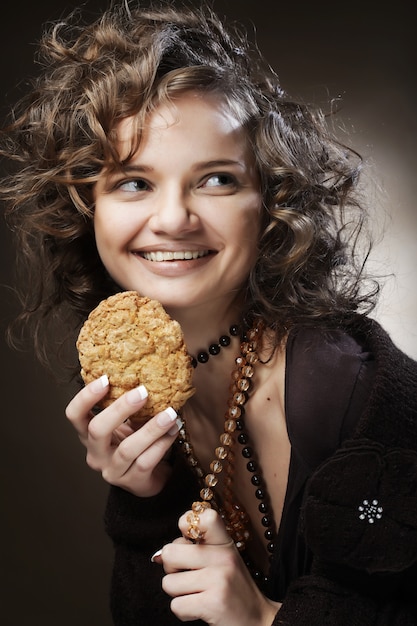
165, 294, 244, 358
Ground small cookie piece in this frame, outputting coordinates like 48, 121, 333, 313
76, 291, 195, 423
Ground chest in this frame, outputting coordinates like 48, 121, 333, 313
227, 378, 291, 571
182, 353, 290, 569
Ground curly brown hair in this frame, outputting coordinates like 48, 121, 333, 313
0, 1, 378, 367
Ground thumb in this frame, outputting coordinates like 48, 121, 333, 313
179, 501, 234, 547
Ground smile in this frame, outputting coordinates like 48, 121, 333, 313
141, 250, 211, 262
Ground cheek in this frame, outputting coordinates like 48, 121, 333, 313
235, 201, 262, 252
218, 209, 261, 280
93, 200, 109, 235
93, 221, 111, 261
93, 211, 127, 270
93, 203, 129, 247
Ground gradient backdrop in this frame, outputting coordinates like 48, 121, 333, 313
0, 1, 415, 624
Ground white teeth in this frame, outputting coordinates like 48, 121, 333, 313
142, 250, 209, 262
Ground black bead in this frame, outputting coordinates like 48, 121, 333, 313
251, 474, 262, 486
241, 446, 253, 458
267, 542, 275, 553
237, 433, 248, 445
264, 528, 274, 540
261, 515, 272, 527
192, 325, 242, 366
258, 502, 269, 514
255, 488, 265, 500
246, 460, 258, 473
197, 351, 209, 363
252, 569, 262, 580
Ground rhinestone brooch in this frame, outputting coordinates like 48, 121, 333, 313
358, 499, 383, 524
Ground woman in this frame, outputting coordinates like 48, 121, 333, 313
2, 2, 416, 624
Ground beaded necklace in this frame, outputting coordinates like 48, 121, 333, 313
178, 320, 276, 588
190, 324, 241, 368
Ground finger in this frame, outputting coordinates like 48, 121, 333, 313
65, 375, 110, 437
159, 540, 236, 575
170, 591, 206, 624
84, 384, 149, 457
163, 568, 209, 596
179, 505, 234, 547
163, 571, 212, 622
150, 536, 189, 567
164, 568, 237, 622
108, 408, 182, 477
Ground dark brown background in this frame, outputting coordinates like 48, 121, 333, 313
1, 1, 415, 624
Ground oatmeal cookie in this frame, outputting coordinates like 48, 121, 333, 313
76, 291, 195, 422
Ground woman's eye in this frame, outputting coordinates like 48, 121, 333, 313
202, 174, 236, 188
117, 179, 150, 192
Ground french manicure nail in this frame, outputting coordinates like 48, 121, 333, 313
168, 417, 183, 436
151, 548, 163, 563
91, 375, 109, 393
126, 385, 148, 405
157, 407, 177, 427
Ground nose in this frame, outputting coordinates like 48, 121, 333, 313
147, 186, 198, 236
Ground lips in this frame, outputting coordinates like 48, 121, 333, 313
141, 250, 211, 262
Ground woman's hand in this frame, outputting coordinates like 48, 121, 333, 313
152, 506, 281, 625
65, 375, 182, 497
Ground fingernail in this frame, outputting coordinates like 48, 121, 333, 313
91, 375, 109, 393
126, 385, 148, 405
157, 407, 177, 427
151, 548, 163, 563
168, 417, 183, 436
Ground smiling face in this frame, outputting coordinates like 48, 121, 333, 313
93, 91, 262, 321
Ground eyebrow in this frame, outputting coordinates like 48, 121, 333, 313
120, 164, 153, 173
192, 159, 245, 170
120, 159, 245, 174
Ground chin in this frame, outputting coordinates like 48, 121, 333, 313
117, 285, 189, 308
